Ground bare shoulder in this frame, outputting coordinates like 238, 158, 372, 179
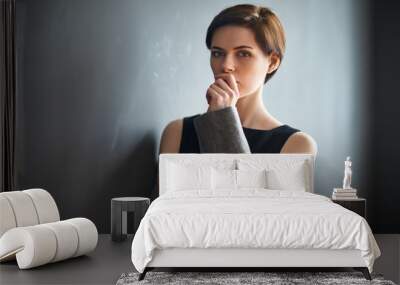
159, 118, 183, 154
280, 131, 318, 155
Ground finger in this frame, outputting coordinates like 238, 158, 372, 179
215, 73, 239, 95
208, 86, 226, 104
214, 80, 234, 103
212, 82, 230, 98
214, 77, 239, 101
214, 80, 235, 102
211, 84, 232, 102
206, 87, 221, 104
210, 85, 231, 104
227, 73, 240, 95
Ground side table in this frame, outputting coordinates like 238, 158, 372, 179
111, 197, 150, 242
332, 197, 366, 220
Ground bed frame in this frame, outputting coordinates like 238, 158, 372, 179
138, 154, 372, 281
139, 248, 371, 280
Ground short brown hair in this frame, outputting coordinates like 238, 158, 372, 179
206, 4, 286, 84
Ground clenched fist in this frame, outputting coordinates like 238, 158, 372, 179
206, 73, 240, 112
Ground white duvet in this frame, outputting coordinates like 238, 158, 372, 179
131, 189, 381, 273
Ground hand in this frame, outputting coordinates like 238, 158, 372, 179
206, 73, 240, 112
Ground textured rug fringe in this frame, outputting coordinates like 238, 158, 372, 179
116, 271, 395, 285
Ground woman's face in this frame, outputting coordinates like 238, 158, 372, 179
210, 25, 275, 97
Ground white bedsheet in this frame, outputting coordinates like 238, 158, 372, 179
131, 189, 381, 273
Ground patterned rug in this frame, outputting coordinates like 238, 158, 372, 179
116, 271, 397, 285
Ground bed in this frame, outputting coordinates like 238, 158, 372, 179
131, 153, 381, 281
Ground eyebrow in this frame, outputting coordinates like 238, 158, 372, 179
211, 45, 253, 50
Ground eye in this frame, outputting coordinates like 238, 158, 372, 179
238, 51, 251, 57
211, 51, 224, 57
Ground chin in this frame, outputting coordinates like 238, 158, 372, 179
238, 89, 253, 98
238, 93, 249, 99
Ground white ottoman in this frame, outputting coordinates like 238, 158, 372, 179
0, 189, 98, 269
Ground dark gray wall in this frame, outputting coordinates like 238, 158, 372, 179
369, 0, 400, 233
14, 0, 399, 233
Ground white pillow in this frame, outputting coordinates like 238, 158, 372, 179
266, 162, 308, 191
236, 169, 267, 188
212, 168, 237, 190
166, 162, 212, 191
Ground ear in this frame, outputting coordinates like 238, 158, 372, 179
266, 53, 281, 74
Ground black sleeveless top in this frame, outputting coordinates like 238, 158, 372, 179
179, 114, 300, 153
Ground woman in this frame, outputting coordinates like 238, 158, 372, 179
160, 4, 317, 155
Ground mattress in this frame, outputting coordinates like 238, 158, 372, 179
131, 189, 381, 273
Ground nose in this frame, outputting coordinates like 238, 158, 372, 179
221, 54, 235, 73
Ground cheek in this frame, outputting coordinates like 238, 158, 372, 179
241, 65, 265, 85
210, 58, 220, 73
238, 64, 267, 94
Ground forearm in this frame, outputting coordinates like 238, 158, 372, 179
193, 106, 251, 153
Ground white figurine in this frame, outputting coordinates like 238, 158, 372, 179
342, 156, 352, 189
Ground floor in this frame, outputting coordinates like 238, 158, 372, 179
374, 234, 400, 284
0, 234, 134, 285
0, 234, 399, 285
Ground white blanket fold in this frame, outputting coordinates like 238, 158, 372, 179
131, 189, 380, 273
